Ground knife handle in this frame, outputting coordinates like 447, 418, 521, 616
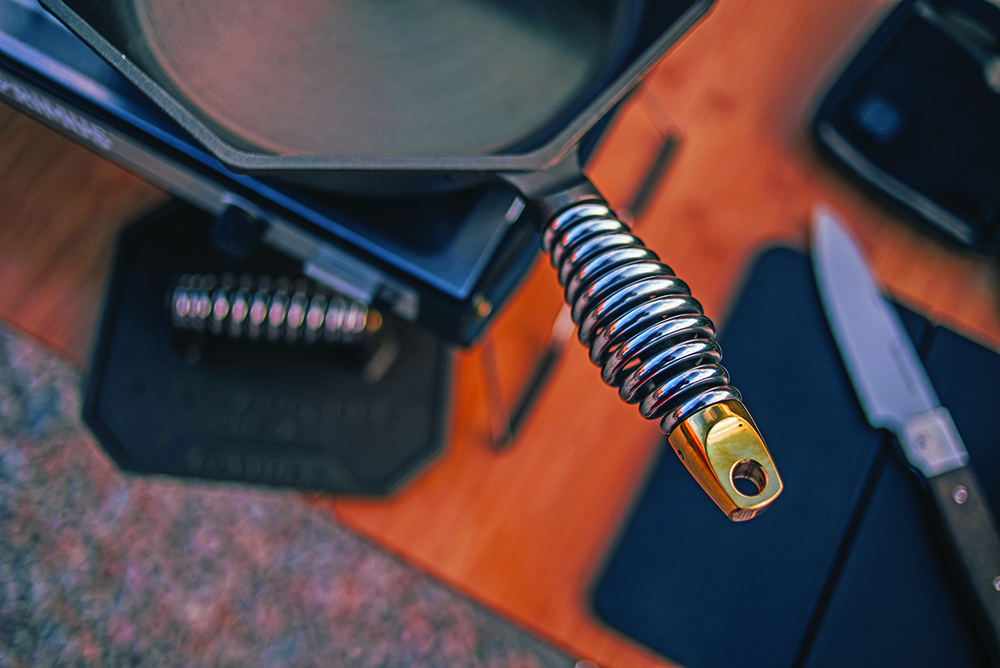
927, 466, 1000, 666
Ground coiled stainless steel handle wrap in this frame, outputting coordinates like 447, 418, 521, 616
170, 273, 378, 344
541, 200, 783, 520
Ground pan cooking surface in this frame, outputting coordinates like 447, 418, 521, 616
134, 0, 619, 158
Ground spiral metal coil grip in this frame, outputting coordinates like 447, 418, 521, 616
542, 201, 782, 520
170, 273, 380, 345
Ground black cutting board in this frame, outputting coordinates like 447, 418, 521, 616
592, 246, 996, 668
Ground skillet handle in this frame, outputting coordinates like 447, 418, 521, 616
509, 168, 782, 520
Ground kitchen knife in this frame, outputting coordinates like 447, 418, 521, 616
811, 206, 1000, 665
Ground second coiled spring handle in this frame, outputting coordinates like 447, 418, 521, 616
535, 190, 783, 521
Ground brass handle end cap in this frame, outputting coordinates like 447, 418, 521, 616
666, 400, 782, 521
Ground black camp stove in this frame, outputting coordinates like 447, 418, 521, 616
0, 0, 547, 347
0, 0, 558, 492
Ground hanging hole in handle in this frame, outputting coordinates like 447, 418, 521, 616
731, 458, 767, 497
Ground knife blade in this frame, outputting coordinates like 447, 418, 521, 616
811, 206, 1000, 665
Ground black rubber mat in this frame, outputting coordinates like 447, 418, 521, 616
84, 201, 450, 496
592, 246, 995, 668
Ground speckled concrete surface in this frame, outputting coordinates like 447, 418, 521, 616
0, 324, 574, 668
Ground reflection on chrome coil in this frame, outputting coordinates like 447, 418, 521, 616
542, 202, 741, 435
169, 273, 378, 344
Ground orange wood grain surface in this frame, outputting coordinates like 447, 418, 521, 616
3, 0, 1000, 666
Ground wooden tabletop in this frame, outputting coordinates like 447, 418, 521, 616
3, 0, 999, 666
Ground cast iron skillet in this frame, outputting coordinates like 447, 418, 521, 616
39, 0, 708, 194
41, 0, 786, 520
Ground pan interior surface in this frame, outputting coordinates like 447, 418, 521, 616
131, 0, 621, 159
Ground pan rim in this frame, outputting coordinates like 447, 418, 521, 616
39, 0, 714, 174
